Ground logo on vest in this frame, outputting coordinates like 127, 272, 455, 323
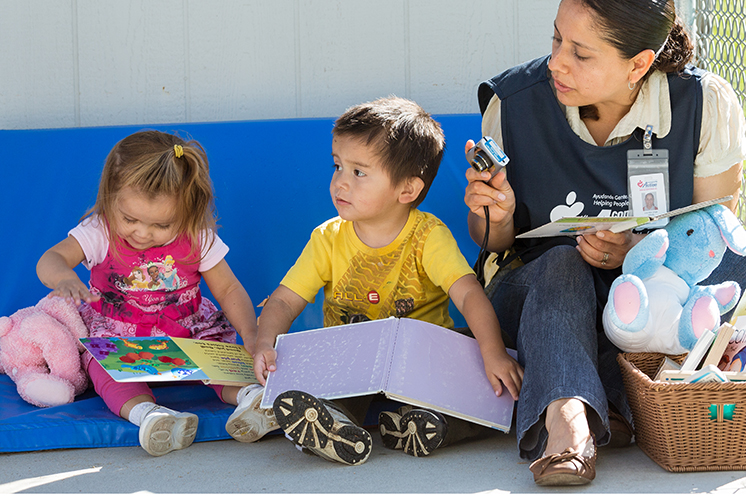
549, 191, 584, 221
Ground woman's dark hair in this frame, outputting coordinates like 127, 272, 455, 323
580, 0, 693, 75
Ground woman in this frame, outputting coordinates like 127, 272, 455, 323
464, 0, 746, 486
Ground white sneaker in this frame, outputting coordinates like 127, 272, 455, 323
138, 406, 198, 457
226, 385, 279, 443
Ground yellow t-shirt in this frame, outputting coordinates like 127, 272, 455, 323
281, 209, 475, 329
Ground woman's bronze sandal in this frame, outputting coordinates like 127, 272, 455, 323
529, 438, 596, 486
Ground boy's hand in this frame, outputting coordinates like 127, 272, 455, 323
448, 274, 522, 400
482, 347, 523, 401
253, 345, 277, 385
49, 278, 100, 304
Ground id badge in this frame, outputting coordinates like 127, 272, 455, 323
627, 149, 669, 230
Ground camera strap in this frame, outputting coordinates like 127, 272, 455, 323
473, 206, 491, 286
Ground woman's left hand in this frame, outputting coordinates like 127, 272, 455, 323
575, 230, 642, 269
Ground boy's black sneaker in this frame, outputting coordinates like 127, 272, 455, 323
378, 406, 448, 457
273, 390, 372, 465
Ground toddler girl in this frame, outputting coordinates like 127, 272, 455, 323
37, 130, 274, 456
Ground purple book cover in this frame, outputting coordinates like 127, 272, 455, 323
261, 317, 515, 431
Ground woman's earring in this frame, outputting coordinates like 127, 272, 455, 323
628, 80, 636, 91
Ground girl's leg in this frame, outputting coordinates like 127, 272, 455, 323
220, 385, 238, 405
86, 355, 198, 456
86, 354, 155, 417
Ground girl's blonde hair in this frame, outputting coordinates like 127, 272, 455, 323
87, 130, 217, 261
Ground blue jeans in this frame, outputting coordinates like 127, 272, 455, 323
487, 245, 746, 461
487, 245, 620, 460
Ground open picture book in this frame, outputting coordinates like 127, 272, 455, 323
80, 336, 258, 386
260, 317, 517, 432
516, 196, 732, 238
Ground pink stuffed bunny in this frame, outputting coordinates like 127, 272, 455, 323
0, 296, 89, 407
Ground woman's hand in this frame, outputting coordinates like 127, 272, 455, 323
464, 140, 516, 226
575, 230, 643, 269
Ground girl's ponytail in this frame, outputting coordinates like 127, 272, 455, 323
172, 140, 217, 260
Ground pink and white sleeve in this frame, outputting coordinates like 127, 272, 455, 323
68, 216, 110, 270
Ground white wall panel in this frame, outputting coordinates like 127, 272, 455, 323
516, 0, 557, 63
0, 0, 76, 129
296, 0, 408, 117
187, 0, 297, 122
408, 0, 520, 115
76, 0, 188, 127
0, 0, 561, 130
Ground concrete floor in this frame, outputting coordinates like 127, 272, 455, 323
2, 428, 746, 495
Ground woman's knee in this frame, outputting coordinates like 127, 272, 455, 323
530, 245, 595, 295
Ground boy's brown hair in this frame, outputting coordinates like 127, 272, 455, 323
332, 96, 445, 208
87, 130, 217, 260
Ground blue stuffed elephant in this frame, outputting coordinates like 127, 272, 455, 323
603, 204, 746, 354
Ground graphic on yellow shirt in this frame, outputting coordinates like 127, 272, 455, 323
324, 218, 434, 326
282, 210, 472, 330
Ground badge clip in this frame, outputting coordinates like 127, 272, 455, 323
643, 124, 654, 151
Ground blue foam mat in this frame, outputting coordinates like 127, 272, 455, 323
0, 375, 236, 452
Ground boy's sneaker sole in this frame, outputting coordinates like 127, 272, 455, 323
139, 408, 198, 457
273, 390, 371, 465
379, 408, 446, 457
226, 388, 279, 443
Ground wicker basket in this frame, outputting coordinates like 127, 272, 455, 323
618, 352, 746, 472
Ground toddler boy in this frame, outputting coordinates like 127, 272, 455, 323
234, 96, 523, 465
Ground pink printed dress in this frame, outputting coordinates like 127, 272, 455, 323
71, 217, 236, 344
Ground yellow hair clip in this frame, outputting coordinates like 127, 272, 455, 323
174, 144, 184, 158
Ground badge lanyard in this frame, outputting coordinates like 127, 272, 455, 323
627, 125, 670, 231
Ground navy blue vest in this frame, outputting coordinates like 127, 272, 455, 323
478, 55, 703, 262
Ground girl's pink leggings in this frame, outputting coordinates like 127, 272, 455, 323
84, 353, 225, 417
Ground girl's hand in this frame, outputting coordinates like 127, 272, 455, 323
482, 347, 524, 401
464, 140, 516, 226
49, 278, 100, 304
253, 345, 277, 386
575, 230, 642, 269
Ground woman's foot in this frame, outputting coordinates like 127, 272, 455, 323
530, 398, 596, 485
529, 438, 596, 486
607, 407, 634, 448
544, 398, 592, 455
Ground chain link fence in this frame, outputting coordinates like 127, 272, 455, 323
690, 0, 746, 219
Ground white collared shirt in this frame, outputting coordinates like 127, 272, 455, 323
482, 69, 746, 178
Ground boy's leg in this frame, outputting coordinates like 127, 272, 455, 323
273, 391, 372, 465
329, 394, 375, 427
223, 384, 280, 443
86, 355, 198, 457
